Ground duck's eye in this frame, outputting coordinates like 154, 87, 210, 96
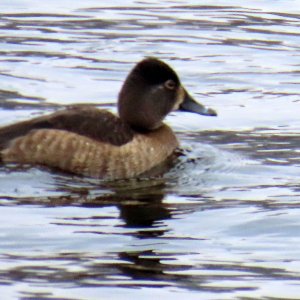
164, 79, 176, 90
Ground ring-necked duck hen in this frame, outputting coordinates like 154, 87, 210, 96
0, 58, 216, 180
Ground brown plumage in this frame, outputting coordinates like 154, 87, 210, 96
0, 107, 134, 148
0, 58, 217, 180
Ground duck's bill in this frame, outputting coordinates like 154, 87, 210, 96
180, 90, 217, 116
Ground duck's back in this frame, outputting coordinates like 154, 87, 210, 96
0, 106, 134, 148
0, 106, 179, 179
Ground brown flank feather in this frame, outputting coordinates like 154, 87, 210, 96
1, 123, 178, 179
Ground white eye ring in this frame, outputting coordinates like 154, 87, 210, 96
164, 79, 176, 90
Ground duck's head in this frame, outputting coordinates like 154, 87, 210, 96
118, 58, 217, 131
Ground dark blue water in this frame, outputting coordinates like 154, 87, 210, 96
1, 1, 300, 299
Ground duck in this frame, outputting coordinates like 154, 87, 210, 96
0, 58, 217, 180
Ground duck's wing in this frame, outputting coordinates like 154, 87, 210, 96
0, 106, 134, 149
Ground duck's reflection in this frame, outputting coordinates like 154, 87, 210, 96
93, 179, 179, 284
99, 182, 179, 284
118, 250, 167, 281
109, 182, 183, 286
9, 175, 185, 288
5, 174, 258, 293
118, 195, 170, 239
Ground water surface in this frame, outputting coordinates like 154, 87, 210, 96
0, 1, 300, 299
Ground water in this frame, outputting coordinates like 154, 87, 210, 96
0, 1, 300, 299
